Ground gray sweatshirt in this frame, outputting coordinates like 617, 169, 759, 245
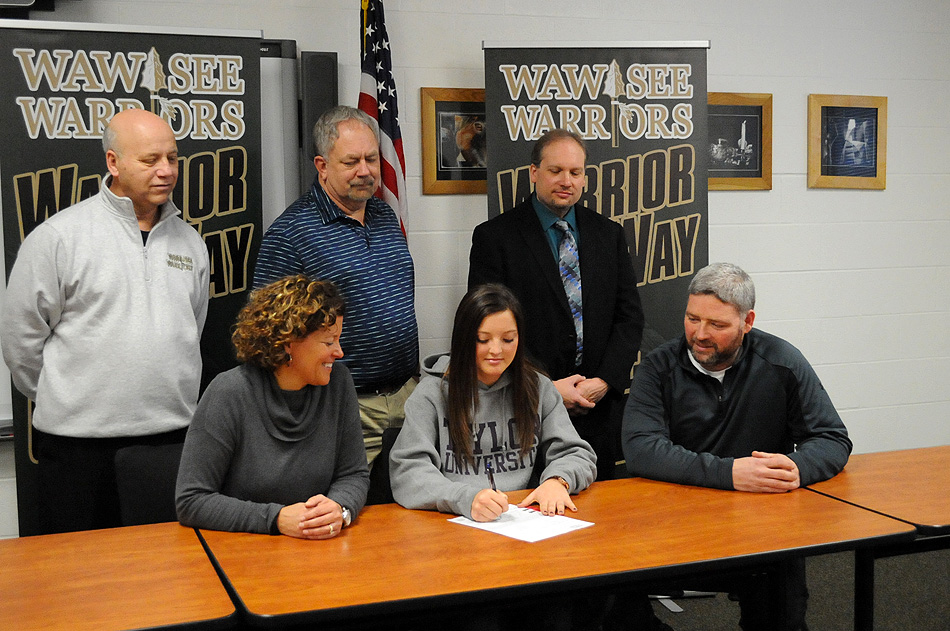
1, 176, 209, 437
390, 354, 597, 519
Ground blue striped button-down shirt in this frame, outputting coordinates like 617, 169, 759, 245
253, 179, 418, 387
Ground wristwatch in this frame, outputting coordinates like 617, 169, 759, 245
341, 506, 352, 528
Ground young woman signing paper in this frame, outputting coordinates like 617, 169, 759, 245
390, 284, 596, 521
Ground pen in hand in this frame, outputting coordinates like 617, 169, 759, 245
474, 460, 508, 522
485, 460, 497, 492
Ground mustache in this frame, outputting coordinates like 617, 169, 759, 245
688, 338, 722, 357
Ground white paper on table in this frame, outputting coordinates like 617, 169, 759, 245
448, 505, 594, 542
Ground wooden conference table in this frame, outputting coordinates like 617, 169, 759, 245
808, 445, 950, 535
807, 445, 950, 631
0, 522, 236, 631
199, 477, 916, 629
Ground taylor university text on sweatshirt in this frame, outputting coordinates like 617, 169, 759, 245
390, 354, 597, 519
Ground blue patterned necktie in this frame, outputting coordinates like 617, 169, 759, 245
554, 220, 583, 367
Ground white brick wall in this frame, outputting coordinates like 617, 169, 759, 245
0, 442, 18, 538
2, 0, 948, 535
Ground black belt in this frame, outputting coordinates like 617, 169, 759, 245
354, 377, 412, 396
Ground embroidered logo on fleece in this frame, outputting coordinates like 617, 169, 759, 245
166, 253, 194, 271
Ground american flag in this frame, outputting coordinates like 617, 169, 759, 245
358, 0, 408, 234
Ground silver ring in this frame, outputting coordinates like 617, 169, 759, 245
328, 524, 334, 535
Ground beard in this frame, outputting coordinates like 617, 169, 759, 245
687, 331, 744, 371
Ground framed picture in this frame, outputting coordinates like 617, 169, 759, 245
421, 87, 486, 195
707, 92, 772, 191
808, 94, 887, 189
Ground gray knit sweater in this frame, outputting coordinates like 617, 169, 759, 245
176, 363, 369, 534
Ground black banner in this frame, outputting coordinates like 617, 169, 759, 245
484, 43, 709, 358
0, 22, 262, 534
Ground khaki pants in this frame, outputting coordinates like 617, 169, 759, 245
358, 377, 417, 467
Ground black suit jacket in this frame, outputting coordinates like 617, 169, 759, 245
468, 198, 644, 395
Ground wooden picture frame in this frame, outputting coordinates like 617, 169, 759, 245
707, 92, 772, 191
808, 94, 887, 189
421, 87, 486, 195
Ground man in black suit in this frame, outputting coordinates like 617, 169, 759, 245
468, 129, 644, 480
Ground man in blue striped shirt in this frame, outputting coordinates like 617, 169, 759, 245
254, 106, 418, 473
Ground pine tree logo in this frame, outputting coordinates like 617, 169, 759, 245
139, 47, 175, 120
603, 58, 640, 148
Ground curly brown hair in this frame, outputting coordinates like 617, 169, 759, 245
232, 275, 345, 370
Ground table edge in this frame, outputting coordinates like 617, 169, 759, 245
215, 526, 916, 627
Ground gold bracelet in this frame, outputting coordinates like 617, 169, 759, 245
548, 476, 570, 492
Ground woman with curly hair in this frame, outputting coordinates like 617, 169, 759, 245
176, 275, 369, 538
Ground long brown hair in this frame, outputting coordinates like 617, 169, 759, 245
447, 284, 539, 468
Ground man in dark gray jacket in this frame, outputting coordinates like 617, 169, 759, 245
622, 262, 851, 631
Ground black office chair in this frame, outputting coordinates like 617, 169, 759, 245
114, 442, 184, 525
365, 426, 401, 505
